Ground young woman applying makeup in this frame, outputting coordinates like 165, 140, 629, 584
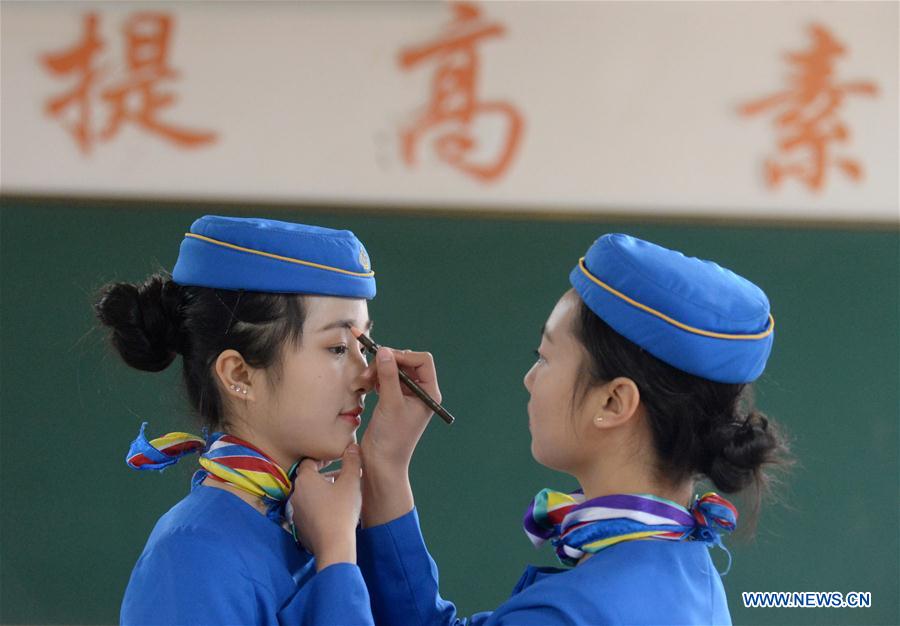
345, 233, 791, 625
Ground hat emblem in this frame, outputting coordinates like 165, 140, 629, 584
358, 248, 371, 271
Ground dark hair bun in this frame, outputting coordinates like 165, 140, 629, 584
702, 410, 780, 493
93, 273, 185, 372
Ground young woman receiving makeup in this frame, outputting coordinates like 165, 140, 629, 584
97, 215, 435, 625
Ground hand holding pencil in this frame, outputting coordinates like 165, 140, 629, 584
354, 330, 449, 526
354, 327, 452, 478
352, 327, 455, 424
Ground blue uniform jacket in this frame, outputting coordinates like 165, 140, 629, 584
121, 485, 374, 626
357, 508, 732, 626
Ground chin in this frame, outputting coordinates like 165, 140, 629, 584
530, 441, 548, 466
531, 443, 565, 473
320, 435, 356, 462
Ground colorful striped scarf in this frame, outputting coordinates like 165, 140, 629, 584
524, 489, 738, 572
126, 422, 296, 524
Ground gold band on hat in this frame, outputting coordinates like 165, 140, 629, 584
577, 258, 774, 341
185, 233, 375, 278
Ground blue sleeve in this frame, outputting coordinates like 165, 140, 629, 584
122, 528, 374, 626
121, 528, 272, 625
357, 508, 493, 626
276, 563, 374, 626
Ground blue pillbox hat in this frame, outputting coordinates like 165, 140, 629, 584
172, 215, 375, 299
569, 234, 774, 384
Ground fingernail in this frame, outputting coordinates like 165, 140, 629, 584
377, 348, 392, 362
347, 444, 360, 455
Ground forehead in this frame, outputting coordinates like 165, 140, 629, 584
544, 291, 579, 337
302, 296, 369, 327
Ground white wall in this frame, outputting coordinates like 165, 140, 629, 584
2, 1, 897, 223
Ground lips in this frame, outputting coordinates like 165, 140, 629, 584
339, 406, 363, 427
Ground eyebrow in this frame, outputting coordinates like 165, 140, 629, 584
541, 323, 554, 343
316, 319, 374, 333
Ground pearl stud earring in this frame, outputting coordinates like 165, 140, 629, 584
230, 384, 247, 395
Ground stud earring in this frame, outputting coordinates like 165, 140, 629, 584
230, 384, 247, 395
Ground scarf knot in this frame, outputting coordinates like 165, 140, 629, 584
125, 421, 297, 525
524, 489, 738, 574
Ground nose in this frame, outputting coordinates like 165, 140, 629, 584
353, 357, 376, 396
523, 362, 536, 393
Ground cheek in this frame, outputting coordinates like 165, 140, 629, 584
530, 380, 581, 463
533, 373, 565, 415
530, 422, 569, 471
290, 354, 336, 390
291, 375, 337, 415
275, 364, 336, 420
529, 388, 562, 443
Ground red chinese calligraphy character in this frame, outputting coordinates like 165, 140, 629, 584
41, 13, 105, 154
40, 12, 217, 154
100, 13, 216, 147
739, 24, 878, 192
399, 2, 524, 183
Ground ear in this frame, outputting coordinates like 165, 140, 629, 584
214, 349, 258, 401
590, 377, 641, 430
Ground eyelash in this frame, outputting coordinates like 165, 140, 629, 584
533, 349, 545, 363
329, 344, 368, 357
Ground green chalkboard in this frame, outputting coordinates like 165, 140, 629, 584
1, 198, 897, 625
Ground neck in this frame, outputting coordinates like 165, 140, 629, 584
223, 423, 293, 474
573, 416, 693, 509
574, 458, 693, 509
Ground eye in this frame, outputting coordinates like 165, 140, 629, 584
329, 344, 349, 356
